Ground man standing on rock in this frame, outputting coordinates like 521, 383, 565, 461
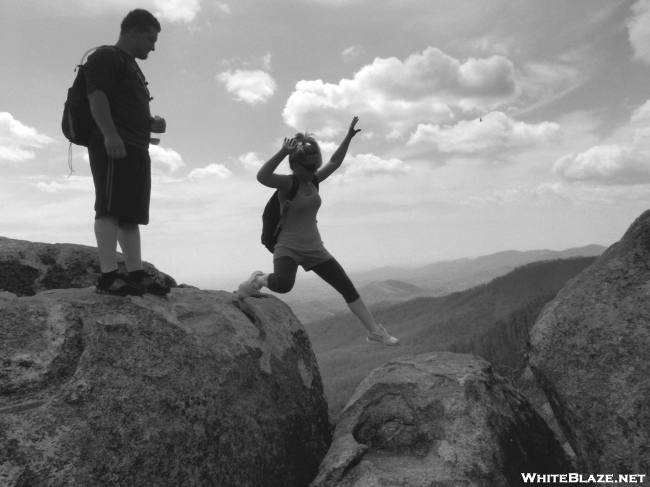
85, 9, 170, 296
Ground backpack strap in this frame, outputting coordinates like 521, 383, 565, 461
287, 175, 300, 200
80, 46, 151, 100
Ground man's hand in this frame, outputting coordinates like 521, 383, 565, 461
104, 134, 127, 159
150, 115, 166, 134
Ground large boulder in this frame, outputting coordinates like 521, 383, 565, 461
0, 287, 330, 487
0, 236, 176, 296
310, 353, 574, 487
529, 211, 650, 474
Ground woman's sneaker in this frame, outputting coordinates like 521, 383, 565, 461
96, 273, 143, 297
367, 325, 399, 346
237, 271, 263, 299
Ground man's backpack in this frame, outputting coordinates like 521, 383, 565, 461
61, 46, 106, 148
261, 175, 319, 253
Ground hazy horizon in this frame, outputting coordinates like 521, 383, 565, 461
2, 0, 648, 288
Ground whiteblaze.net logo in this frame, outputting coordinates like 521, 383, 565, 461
522, 473, 646, 484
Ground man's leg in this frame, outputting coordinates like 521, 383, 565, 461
117, 223, 143, 272
94, 215, 120, 273
118, 222, 170, 296
94, 216, 143, 296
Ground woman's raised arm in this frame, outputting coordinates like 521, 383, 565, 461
316, 117, 361, 183
256, 138, 297, 191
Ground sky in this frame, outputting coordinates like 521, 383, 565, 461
2, 0, 650, 290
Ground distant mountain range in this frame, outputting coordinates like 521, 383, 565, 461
276, 244, 607, 323
303, 255, 599, 420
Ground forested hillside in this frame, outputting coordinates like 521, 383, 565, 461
304, 256, 597, 420
280, 245, 605, 323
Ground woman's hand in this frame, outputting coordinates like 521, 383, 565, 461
281, 137, 298, 154
347, 116, 361, 138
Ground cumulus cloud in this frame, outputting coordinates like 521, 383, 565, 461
329, 153, 410, 183
407, 111, 560, 153
628, 0, 650, 64
149, 145, 184, 173
217, 70, 277, 106
238, 152, 264, 172
283, 47, 517, 138
0, 112, 54, 162
554, 145, 650, 186
188, 163, 232, 179
153, 0, 201, 23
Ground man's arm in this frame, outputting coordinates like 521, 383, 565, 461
88, 91, 127, 159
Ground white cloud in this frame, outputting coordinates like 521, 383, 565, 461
554, 145, 650, 186
36, 175, 94, 193
260, 53, 272, 71
407, 111, 560, 153
188, 163, 232, 179
534, 181, 650, 205
238, 152, 264, 172
513, 60, 584, 111
215, 2, 230, 14
283, 47, 518, 138
329, 153, 410, 183
631, 100, 650, 122
217, 70, 277, 106
0, 112, 54, 162
341, 45, 364, 61
464, 187, 525, 206
628, 0, 650, 64
153, 0, 201, 23
149, 145, 184, 173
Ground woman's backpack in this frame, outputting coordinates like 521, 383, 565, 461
261, 176, 319, 253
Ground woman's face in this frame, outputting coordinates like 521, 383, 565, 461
293, 154, 319, 181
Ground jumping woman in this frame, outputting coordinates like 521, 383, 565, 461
237, 117, 398, 346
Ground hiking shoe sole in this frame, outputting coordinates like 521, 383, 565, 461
96, 277, 143, 297
137, 276, 171, 296
366, 325, 399, 346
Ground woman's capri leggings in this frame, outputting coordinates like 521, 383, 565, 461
267, 256, 361, 303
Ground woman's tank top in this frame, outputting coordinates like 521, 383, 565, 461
276, 183, 324, 251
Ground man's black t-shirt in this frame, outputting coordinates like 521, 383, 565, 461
84, 46, 151, 149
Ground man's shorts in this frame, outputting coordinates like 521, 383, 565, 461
88, 135, 151, 225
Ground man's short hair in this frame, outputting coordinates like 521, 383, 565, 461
120, 9, 161, 35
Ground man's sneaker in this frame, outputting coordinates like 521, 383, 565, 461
367, 325, 399, 346
131, 271, 171, 296
96, 273, 143, 297
237, 271, 263, 299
